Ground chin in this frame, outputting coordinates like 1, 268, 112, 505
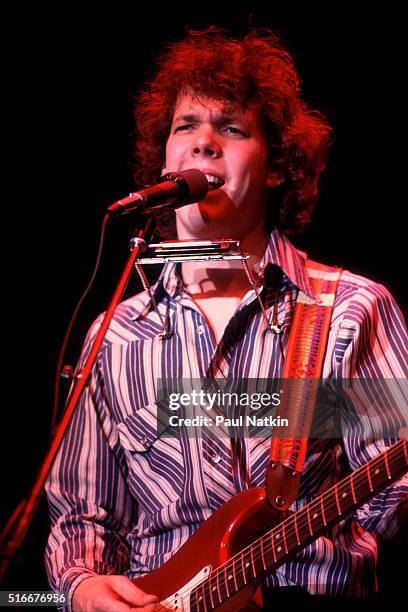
199, 189, 232, 210
177, 190, 241, 236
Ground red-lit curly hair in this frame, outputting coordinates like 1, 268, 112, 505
134, 28, 332, 236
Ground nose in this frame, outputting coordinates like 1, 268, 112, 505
192, 127, 222, 158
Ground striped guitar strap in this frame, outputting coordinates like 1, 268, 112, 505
265, 259, 343, 511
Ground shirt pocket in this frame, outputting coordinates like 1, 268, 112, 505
117, 404, 185, 510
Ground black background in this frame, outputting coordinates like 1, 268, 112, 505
2, 2, 406, 604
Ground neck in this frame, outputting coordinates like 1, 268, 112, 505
178, 223, 269, 299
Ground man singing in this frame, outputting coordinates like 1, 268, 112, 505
45, 28, 407, 611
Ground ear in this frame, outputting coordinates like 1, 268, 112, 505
266, 168, 285, 188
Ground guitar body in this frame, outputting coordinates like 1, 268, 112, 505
132, 440, 407, 611
132, 487, 277, 611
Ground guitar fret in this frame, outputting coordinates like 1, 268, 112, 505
282, 521, 288, 554
367, 462, 373, 492
207, 576, 215, 610
338, 483, 350, 515
231, 558, 239, 592
254, 539, 267, 575
372, 458, 386, 491
270, 530, 277, 562
284, 516, 301, 556
224, 563, 230, 599
243, 548, 254, 580
241, 551, 247, 585
384, 450, 391, 480
260, 538, 267, 570
262, 534, 273, 566
334, 483, 341, 515
320, 496, 327, 526
350, 473, 357, 504
294, 512, 301, 545
307, 506, 313, 535
250, 545, 256, 579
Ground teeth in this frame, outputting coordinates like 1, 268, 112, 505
204, 174, 224, 186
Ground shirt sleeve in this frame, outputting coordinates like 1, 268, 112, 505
44, 317, 137, 610
335, 279, 408, 539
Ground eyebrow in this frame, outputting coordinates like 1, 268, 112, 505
172, 113, 245, 124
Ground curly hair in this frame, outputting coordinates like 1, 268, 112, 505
133, 27, 333, 236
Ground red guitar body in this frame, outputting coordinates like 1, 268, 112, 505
132, 439, 407, 610
133, 487, 276, 611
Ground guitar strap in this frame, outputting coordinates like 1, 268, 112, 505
265, 259, 342, 511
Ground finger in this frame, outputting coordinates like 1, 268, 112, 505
94, 591, 158, 612
94, 598, 136, 612
111, 577, 158, 606
129, 605, 158, 612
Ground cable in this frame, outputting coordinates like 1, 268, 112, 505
50, 213, 110, 434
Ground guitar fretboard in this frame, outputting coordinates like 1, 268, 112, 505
190, 439, 407, 611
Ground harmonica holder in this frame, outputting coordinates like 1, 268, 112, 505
130, 238, 284, 338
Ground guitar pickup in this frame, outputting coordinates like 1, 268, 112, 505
135, 239, 248, 264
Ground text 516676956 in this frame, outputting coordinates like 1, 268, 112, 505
0, 591, 67, 607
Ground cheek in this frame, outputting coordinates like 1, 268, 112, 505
229, 146, 268, 187
164, 139, 174, 166
248, 153, 269, 187
165, 137, 187, 168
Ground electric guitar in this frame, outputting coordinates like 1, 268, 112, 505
133, 439, 408, 611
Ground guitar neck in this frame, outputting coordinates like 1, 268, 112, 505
192, 439, 407, 610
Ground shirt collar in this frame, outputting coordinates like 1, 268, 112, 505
129, 261, 182, 321
131, 229, 317, 320
259, 230, 317, 301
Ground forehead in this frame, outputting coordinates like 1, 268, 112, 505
172, 93, 261, 126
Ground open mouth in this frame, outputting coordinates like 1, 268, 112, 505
204, 174, 225, 191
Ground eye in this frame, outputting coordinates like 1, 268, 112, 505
222, 126, 246, 136
174, 124, 194, 132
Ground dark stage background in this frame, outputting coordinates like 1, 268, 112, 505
2, 3, 406, 606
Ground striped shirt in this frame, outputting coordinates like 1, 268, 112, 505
45, 229, 408, 608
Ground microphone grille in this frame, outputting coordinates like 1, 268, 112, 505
179, 169, 209, 203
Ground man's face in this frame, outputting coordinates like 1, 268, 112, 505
164, 93, 276, 239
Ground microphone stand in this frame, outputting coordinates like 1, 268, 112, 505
0, 216, 155, 583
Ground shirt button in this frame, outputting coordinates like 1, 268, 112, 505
197, 325, 205, 335
138, 436, 149, 448
211, 454, 221, 464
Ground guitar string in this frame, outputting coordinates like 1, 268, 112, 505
191, 454, 404, 610
157, 444, 405, 612
153, 443, 406, 612
190, 446, 406, 611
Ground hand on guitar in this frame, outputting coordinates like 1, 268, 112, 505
72, 575, 158, 612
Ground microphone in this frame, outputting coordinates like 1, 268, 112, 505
108, 169, 209, 217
